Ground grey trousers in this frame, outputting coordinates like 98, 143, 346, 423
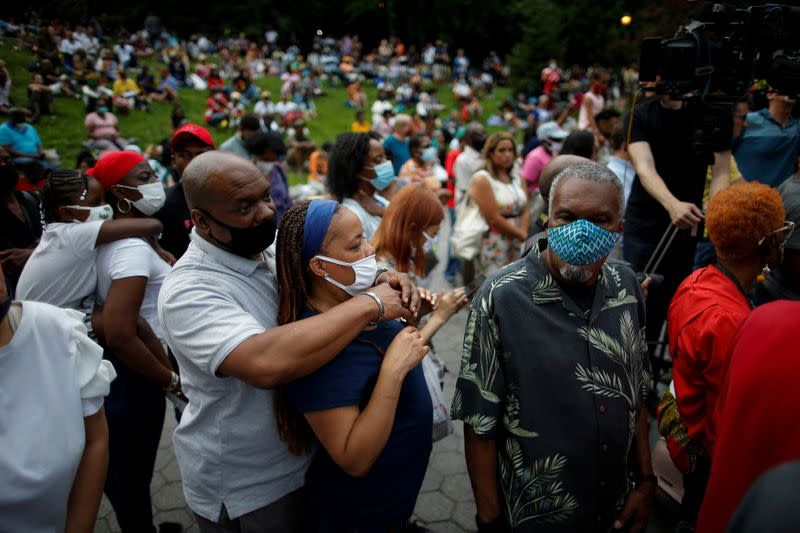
195, 489, 308, 533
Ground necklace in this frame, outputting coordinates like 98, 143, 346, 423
715, 263, 755, 310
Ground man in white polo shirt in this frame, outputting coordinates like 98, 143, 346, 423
158, 151, 419, 532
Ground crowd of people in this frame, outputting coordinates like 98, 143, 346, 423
2, 12, 800, 533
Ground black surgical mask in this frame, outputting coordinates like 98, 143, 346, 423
201, 209, 277, 258
0, 163, 19, 194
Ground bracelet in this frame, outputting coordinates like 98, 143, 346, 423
164, 371, 180, 393
362, 291, 385, 322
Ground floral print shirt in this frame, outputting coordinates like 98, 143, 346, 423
451, 250, 651, 532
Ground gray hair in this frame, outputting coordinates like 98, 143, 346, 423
548, 161, 625, 219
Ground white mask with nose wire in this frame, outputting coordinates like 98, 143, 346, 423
315, 254, 378, 296
116, 182, 166, 215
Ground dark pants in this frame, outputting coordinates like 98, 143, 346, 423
623, 227, 697, 383
196, 488, 309, 533
681, 455, 711, 527
103, 352, 166, 533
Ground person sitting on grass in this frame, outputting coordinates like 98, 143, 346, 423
84, 97, 129, 152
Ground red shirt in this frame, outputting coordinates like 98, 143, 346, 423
444, 148, 460, 209
697, 301, 800, 533
667, 265, 751, 452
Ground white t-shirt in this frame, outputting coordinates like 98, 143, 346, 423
0, 301, 115, 532
17, 221, 104, 310
113, 43, 134, 65
254, 99, 275, 118
275, 100, 298, 117
95, 238, 171, 341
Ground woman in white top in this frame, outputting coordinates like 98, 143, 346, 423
578, 69, 609, 133
327, 132, 396, 242
87, 151, 182, 533
16, 169, 169, 315
469, 132, 530, 275
0, 262, 116, 532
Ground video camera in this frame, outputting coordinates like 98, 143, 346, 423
640, 3, 800, 101
639, 3, 800, 156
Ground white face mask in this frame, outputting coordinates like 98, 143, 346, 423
315, 254, 378, 296
422, 231, 438, 254
116, 182, 166, 215
67, 203, 113, 223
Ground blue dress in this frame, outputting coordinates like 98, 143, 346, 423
285, 309, 432, 532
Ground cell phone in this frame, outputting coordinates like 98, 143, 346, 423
465, 273, 487, 301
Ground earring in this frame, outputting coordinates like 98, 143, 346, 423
117, 197, 132, 214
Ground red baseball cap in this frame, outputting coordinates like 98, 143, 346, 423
170, 124, 215, 152
87, 151, 147, 190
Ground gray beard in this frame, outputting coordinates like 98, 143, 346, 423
559, 264, 594, 283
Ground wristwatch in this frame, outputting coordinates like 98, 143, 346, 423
374, 267, 389, 285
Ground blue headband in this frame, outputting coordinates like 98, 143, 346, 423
302, 200, 339, 262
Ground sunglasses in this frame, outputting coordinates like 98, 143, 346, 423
759, 221, 795, 248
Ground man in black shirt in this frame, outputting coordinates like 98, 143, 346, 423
155, 124, 215, 259
625, 95, 731, 366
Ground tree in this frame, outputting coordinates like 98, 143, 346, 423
507, 0, 564, 92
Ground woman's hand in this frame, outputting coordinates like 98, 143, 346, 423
433, 287, 469, 322
417, 286, 439, 317
382, 327, 429, 381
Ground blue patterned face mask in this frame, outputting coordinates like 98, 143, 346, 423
547, 219, 620, 266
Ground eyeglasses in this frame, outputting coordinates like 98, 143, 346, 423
758, 220, 795, 247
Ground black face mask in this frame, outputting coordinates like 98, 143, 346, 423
0, 163, 19, 194
201, 209, 278, 258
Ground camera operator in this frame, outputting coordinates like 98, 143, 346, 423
624, 93, 732, 363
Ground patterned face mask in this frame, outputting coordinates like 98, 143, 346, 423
547, 219, 620, 266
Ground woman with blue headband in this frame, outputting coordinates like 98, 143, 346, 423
274, 199, 433, 532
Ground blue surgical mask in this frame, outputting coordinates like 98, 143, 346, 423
547, 219, 619, 266
365, 160, 395, 191
421, 146, 437, 163
98, 107, 109, 114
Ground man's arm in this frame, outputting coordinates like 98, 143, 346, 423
628, 141, 702, 230
465, 426, 503, 524
708, 150, 732, 199
613, 408, 654, 532
217, 282, 414, 388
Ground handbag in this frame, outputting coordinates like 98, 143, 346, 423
450, 182, 488, 261
421, 352, 454, 442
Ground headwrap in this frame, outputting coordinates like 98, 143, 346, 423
302, 200, 339, 262
87, 151, 146, 190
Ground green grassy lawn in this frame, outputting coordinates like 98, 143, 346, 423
1, 38, 511, 185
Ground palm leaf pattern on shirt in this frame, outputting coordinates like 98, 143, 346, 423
575, 310, 648, 411
503, 386, 539, 438
500, 437, 578, 526
531, 273, 562, 304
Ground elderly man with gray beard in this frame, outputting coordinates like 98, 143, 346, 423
453, 161, 654, 533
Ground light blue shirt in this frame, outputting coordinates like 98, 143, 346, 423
0, 122, 42, 155
219, 134, 250, 159
158, 231, 310, 521
607, 156, 635, 208
734, 109, 800, 187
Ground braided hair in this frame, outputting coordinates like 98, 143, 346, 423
274, 200, 342, 455
40, 169, 88, 224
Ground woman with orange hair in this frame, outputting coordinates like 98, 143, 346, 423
658, 181, 792, 529
373, 185, 468, 344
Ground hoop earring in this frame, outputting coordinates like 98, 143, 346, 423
117, 198, 132, 214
